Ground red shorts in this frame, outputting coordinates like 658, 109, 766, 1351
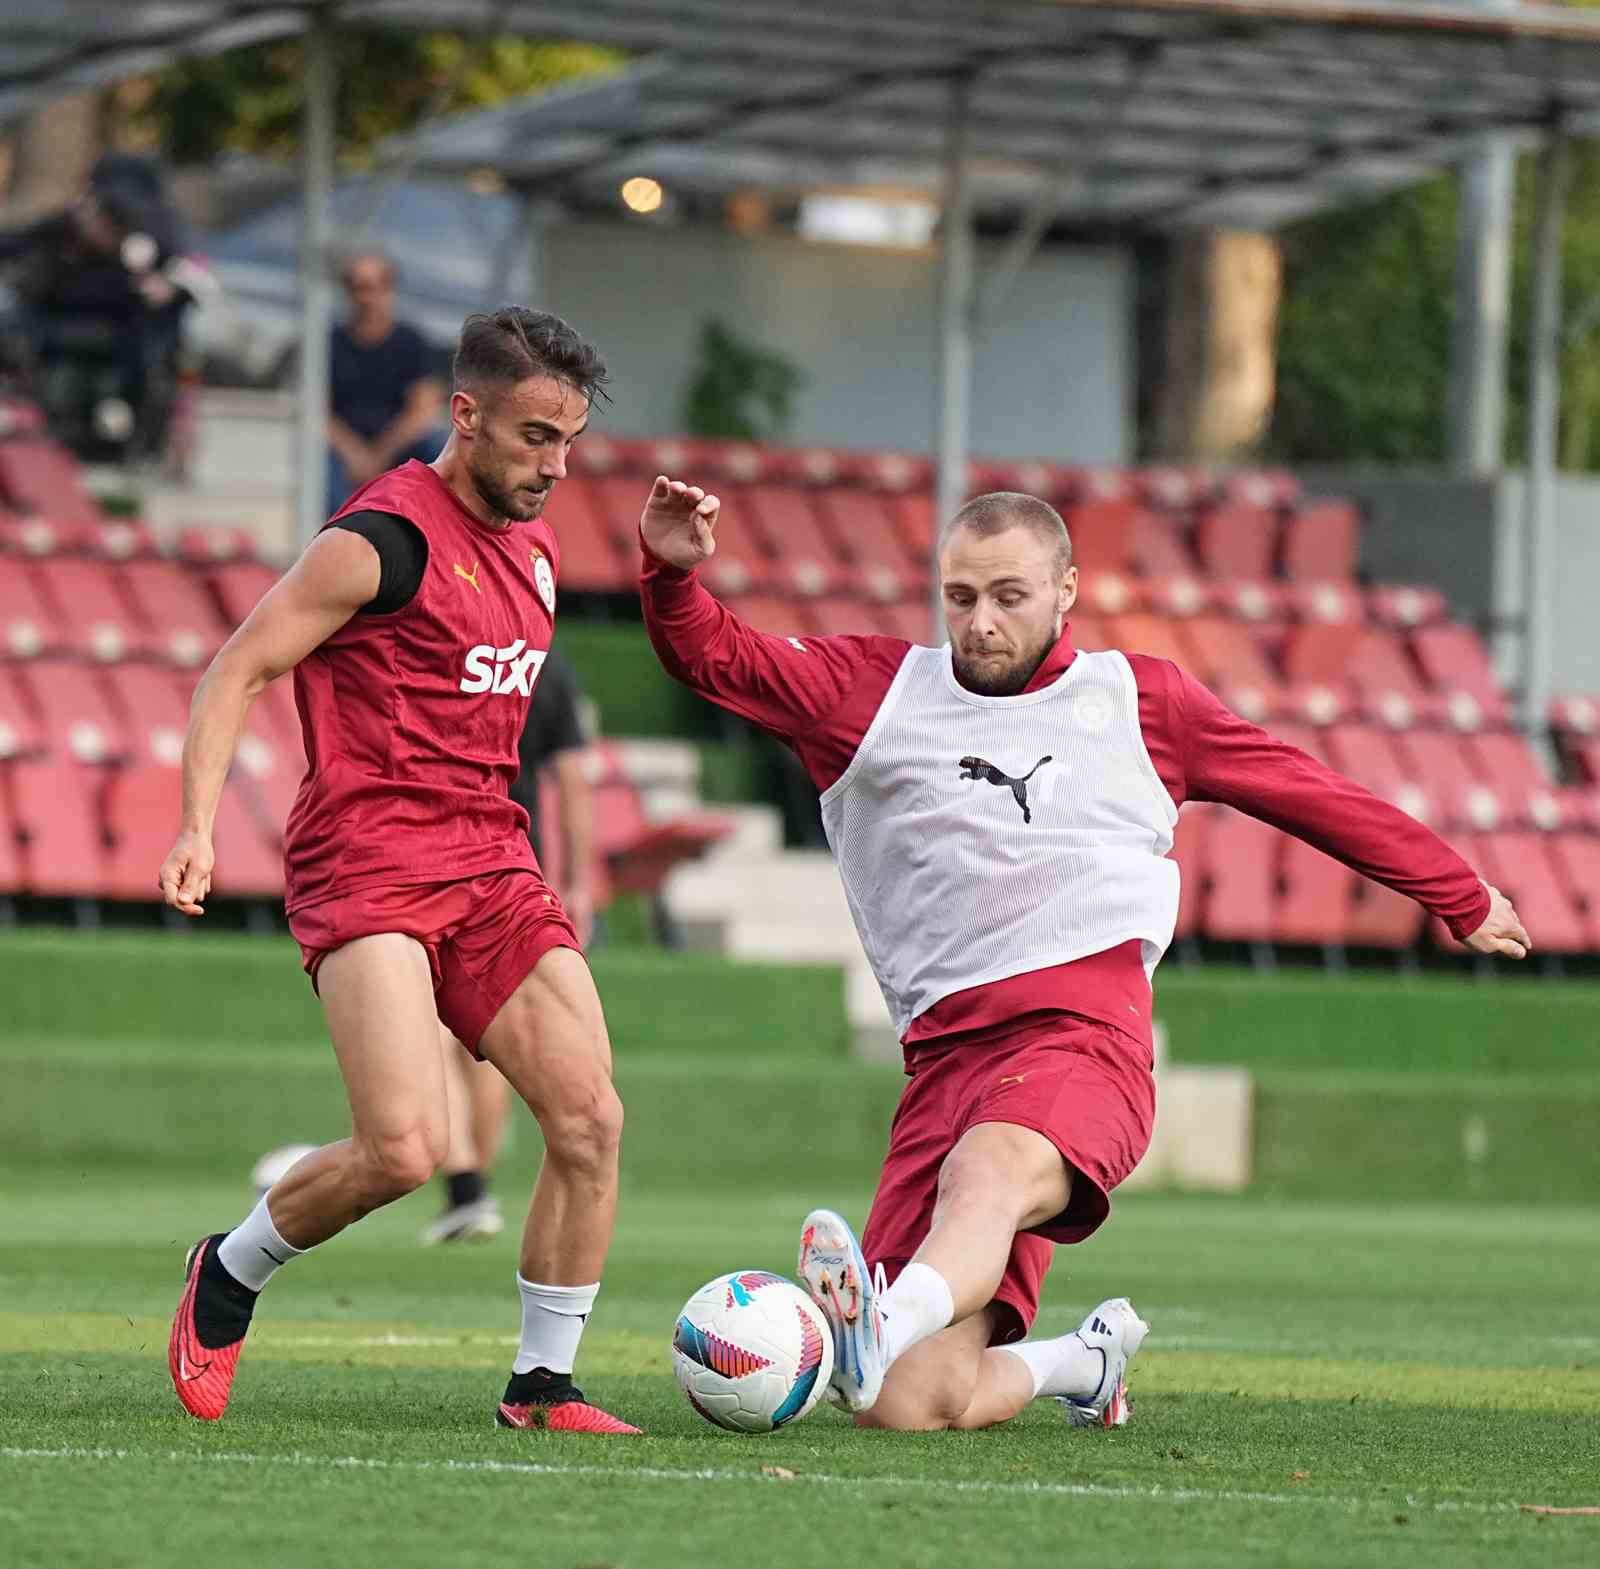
288, 868, 580, 1055
860, 1013, 1155, 1346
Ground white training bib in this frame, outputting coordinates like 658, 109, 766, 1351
819, 644, 1180, 1037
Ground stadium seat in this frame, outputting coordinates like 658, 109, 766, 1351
1369, 584, 1447, 630
1201, 807, 1278, 943
1180, 616, 1281, 698
872, 600, 934, 644
101, 665, 188, 766
800, 597, 872, 638
87, 517, 161, 562
1323, 724, 1428, 816
724, 595, 807, 639
1550, 834, 1600, 950
1128, 511, 1195, 578
1411, 622, 1509, 724
209, 560, 282, 626
699, 530, 772, 597
0, 774, 20, 895
1275, 836, 1355, 947
7, 760, 106, 896
1221, 469, 1298, 510
1104, 613, 1195, 666
0, 434, 104, 525
1345, 875, 1428, 949
1068, 612, 1110, 652
545, 481, 633, 591
1194, 503, 1277, 579
1169, 802, 1211, 941
1469, 731, 1557, 827
1282, 501, 1359, 581
587, 475, 653, 547
885, 492, 936, 560
815, 486, 919, 575
1396, 730, 1500, 830
31, 556, 158, 663
14, 659, 128, 762
734, 484, 846, 595
0, 667, 45, 759
0, 564, 60, 658
1063, 499, 1139, 574
591, 776, 733, 899
118, 560, 230, 667
1468, 832, 1589, 954
175, 524, 259, 565
235, 725, 304, 838
210, 781, 285, 898
101, 763, 181, 901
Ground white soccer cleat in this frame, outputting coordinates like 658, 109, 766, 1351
1057, 1296, 1149, 1429
796, 1208, 888, 1413
418, 1196, 504, 1247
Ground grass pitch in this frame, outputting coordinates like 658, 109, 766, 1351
4, 1157, 1599, 1569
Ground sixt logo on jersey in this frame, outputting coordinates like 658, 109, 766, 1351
459, 639, 548, 696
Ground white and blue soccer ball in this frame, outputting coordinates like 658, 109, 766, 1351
672, 1270, 834, 1433
250, 1143, 318, 1198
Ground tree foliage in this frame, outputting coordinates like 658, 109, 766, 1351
141, 31, 621, 165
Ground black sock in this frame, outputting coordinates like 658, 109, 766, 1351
504, 1366, 579, 1404
446, 1170, 486, 1209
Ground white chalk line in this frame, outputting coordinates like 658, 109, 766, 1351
0, 1444, 1541, 1517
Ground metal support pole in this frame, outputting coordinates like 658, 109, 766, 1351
932, 77, 974, 642
295, 13, 337, 549
1522, 132, 1569, 733
1447, 137, 1514, 475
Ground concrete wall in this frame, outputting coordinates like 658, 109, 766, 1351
541, 219, 1131, 462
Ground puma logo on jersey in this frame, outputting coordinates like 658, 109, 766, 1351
958, 754, 1053, 824
460, 639, 547, 696
453, 561, 481, 593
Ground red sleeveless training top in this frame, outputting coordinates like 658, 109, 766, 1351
282, 460, 559, 913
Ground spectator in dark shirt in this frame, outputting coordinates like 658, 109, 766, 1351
325, 250, 444, 516
424, 649, 597, 1245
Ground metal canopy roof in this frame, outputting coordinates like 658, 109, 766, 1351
12, 2, 1600, 228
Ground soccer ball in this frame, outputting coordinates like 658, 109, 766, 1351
672, 1271, 834, 1433
250, 1143, 318, 1198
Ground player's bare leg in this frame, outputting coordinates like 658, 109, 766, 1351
475, 944, 638, 1433
170, 934, 446, 1420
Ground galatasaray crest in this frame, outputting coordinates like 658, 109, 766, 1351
530, 546, 557, 617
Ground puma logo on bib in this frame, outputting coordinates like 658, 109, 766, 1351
958, 754, 1053, 824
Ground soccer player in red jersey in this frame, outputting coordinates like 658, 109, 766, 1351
639, 480, 1531, 1433
160, 309, 638, 1434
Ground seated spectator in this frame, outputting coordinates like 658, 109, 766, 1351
326, 249, 445, 515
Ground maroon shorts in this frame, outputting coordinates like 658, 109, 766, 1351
860, 1014, 1155, 1345
288, 868, 581, 1055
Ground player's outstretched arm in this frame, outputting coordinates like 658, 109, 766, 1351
1171, 665, 1531, 959
158, 529, 380, 916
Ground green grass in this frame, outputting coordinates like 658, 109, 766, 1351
5, 1149, 1600, 1565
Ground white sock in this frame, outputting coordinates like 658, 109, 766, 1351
879, 1261, 955, 1365
216, 1194, 306, 1294
513, 1277, 598, 1375
1002, 1332, 1106, 1400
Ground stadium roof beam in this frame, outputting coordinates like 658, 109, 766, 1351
7, 2, 1600, 585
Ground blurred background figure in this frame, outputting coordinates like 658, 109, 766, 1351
424, 648, 597, 1245
326, 249, 445, 517
0, 152, 209, 464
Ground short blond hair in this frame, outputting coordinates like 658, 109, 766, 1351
939, 491, 1072, 576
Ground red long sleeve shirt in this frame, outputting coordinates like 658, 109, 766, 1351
641, 556, 1490, 1054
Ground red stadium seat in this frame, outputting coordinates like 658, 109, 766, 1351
1181, 617, 1280, 696
1282, 502, 1360, 582
1221, 469, 1298, 510
1469, 731, 1556, 826
8, 760, 107, 896
100, 665, 189, 766
1194, 504, 1277, 579
1169, 802, 1212, 941
210, 781, 284, 897
1550, 834, 1600, 950
799, 598, 873, 638
1369, 584, 1448, 630
1275, 836, 1355, 947
31, 556, 158, 663
1201, 808, 1278, 943
545, 481, 632, 592
235, 727, 304, 842
886, 492, 936, 560
733, 484, 845, 595
1346, 877, 1427, 949
1128, 512, 1195, 578
0, 435, 103, 525
87, 517, 161, 562
0, 564, 60, 658
175, 524, 259, 565
1068, 613, 1110, 652
1104, 613, 1195, 666
13, 659, 128, 762
101, 763, 181, 901
591, 779, 733, 899
1411, 622, 1509, 724
0, 772, 20, 894
1470, 832, 1588, 953
118, 560, 230, 668
724, 595, 807, 639
872, 600, 934, 644
209, 560, 282, 627
587, 475, 653, 547
1322, 725, 1435, 822
816, 487, 919, 574
700, 529, 772, 598
248, 677, 306, 766
0, 667, 45, 760
1396, 730, 1500, 830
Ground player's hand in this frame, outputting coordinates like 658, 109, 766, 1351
159, 829, 215, 918
1463, 882, 1531, 959
640, 475, 720, 570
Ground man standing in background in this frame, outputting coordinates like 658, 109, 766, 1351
425, 647, 597, 1245
326, 249, 445, 515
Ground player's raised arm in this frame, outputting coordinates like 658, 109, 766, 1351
158, 529, 381, 916
639, 475, 899, 751
1169, 663, 1530, 958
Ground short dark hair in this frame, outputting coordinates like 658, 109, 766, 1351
940, 491, 1072, 576
453, 307, 609, 407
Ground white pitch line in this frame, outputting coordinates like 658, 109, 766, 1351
0, 1444, 1527, 1516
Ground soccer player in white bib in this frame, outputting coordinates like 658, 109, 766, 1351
639, 478, 1531, 1432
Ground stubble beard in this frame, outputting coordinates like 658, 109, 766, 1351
951, 623, 1058, 696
